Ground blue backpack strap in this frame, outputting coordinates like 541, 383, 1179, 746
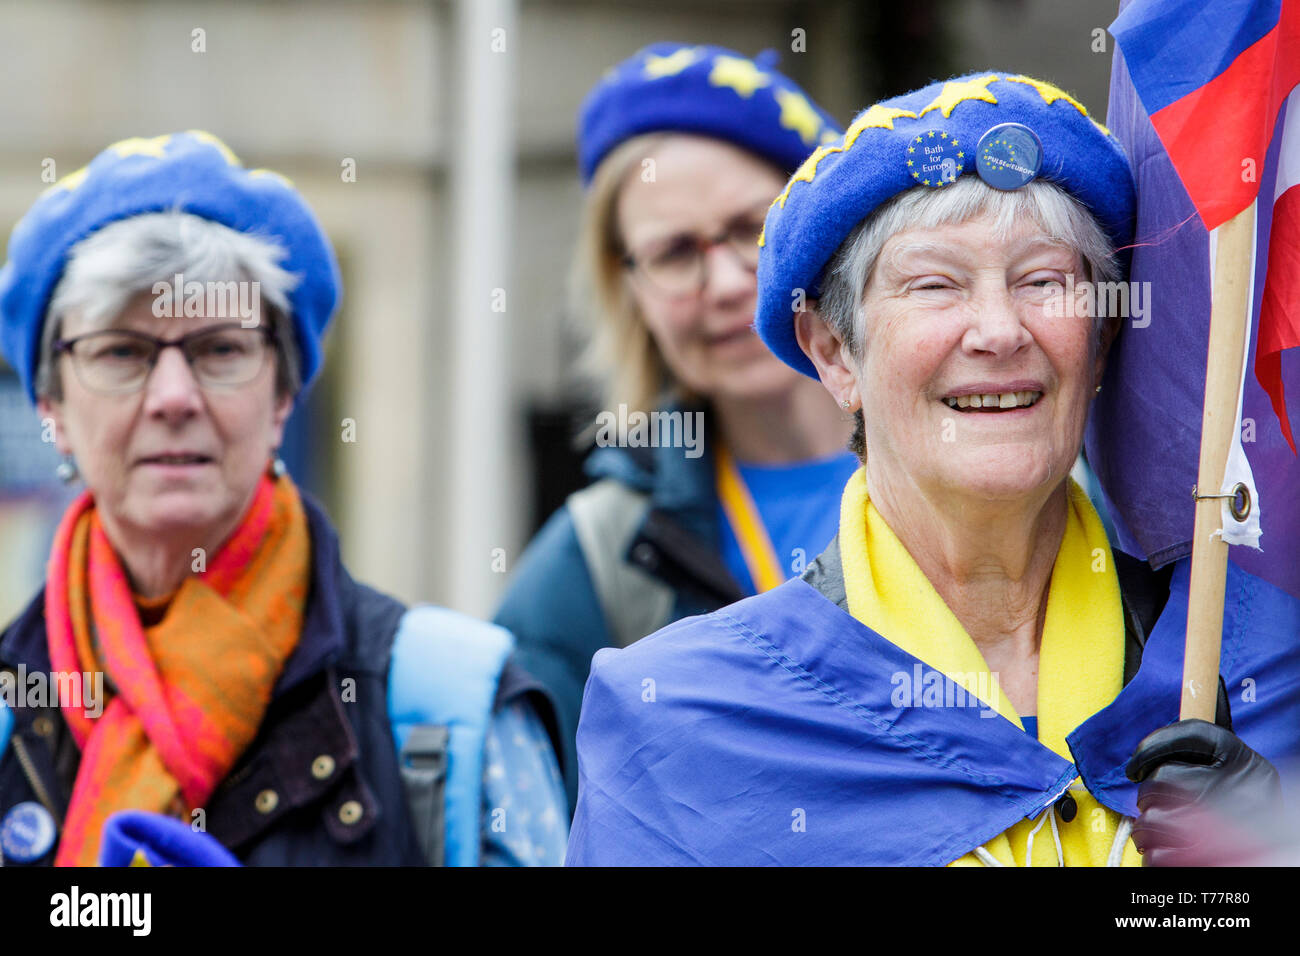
387, 605, 514, 867
0, 697, 11, 762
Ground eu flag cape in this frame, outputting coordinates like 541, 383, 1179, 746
567, 575, 1300, 866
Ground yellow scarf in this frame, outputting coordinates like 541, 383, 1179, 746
838, 467, 1141, 866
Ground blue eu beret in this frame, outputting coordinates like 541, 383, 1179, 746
577, 43, 842, 185
99, 810, 241, 867
755, 72, 1137, 378
0, 130, 341, 403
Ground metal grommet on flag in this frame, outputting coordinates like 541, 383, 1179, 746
1191, 481, 1252, 521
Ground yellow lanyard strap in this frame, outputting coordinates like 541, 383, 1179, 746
715, 444, 785, 593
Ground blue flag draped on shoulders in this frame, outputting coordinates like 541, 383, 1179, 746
565, 577, 1300, 866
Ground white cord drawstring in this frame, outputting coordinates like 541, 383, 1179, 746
973, 846, 1004, 867
1022, 802, 1065, 867
976, 787, 1073, 867
1107, 816, 1135, 867
975, 810, 1134, 866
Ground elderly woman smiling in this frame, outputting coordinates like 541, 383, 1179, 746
565, 74, 1286, 867
0, 133, 567, 867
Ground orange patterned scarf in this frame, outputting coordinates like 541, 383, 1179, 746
45, 474, 310, 866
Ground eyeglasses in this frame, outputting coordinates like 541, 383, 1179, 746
621, 204, 769, 298
53, 322, 276, 395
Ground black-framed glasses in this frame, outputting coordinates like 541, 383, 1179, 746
53, 322, 277, 395
621, 203, 769, 298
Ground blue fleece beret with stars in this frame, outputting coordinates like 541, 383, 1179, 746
755, 72, 1137, 378
0, 130, 341, 403
578, 43, 842, 185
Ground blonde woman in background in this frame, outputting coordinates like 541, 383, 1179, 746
495, 44, 857, 809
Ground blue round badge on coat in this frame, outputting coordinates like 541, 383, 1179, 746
907, 129, 963, 187
976, 123, 1042, 190
1, 801, 57, 862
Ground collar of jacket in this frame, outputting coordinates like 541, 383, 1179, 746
583, 400, 716, 538
801, 535, 1238, 816
584, 400, 746, 606
802, 535, 1176, 690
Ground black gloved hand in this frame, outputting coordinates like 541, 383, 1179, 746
1125, 718, 1281, 866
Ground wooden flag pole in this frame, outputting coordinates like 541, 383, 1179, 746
1181, 202, 1256, 720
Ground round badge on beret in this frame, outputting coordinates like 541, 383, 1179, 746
976, 122, 1043, 190
908, 130, 963, 188
1, 801, 57, 863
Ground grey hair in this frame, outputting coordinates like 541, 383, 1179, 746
36, 211, 301, 401
816, 176, 1121, 362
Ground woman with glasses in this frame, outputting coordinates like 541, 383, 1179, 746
0, 132, 567, 866
494, 44, 859, 809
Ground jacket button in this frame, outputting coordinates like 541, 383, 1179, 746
631, 543, 658, 570
338, 800, 363, 825
255, 789, 279, 814
311, 755, 336, 780
1055, 793, 1077, 823
32, 717, 54, 738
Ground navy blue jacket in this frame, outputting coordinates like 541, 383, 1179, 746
495, 432, 746, 809
0, 493, 554, 866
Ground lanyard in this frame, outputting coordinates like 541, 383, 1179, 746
714, 443, 785, 593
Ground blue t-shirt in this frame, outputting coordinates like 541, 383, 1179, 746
717, 450, 860, 595
1021, 716, 1038, 740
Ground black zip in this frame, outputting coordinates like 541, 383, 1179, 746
10, 732, 62, 827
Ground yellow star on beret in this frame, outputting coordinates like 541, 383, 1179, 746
1005, 75, 1088, 117
108, 134, 173, 160
644, 47, 699, 79
187, 129, 241, 166
843, 105, 918, 149
709, 55, 771, 97
918, 74, 1000, 118
773, 142, 844, 209
775, 87, 822, 145
42, 164, 90, 197
250, 168, 294, 187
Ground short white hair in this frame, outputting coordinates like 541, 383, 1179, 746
817, 176, 1121, 359
36, 210, 301, 399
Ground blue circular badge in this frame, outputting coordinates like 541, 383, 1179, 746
1, 801, 57, 863
906, 129, 964, 188
976, 123, 1043, 190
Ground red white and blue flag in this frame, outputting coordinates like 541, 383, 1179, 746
1088, 0, 1300, 600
